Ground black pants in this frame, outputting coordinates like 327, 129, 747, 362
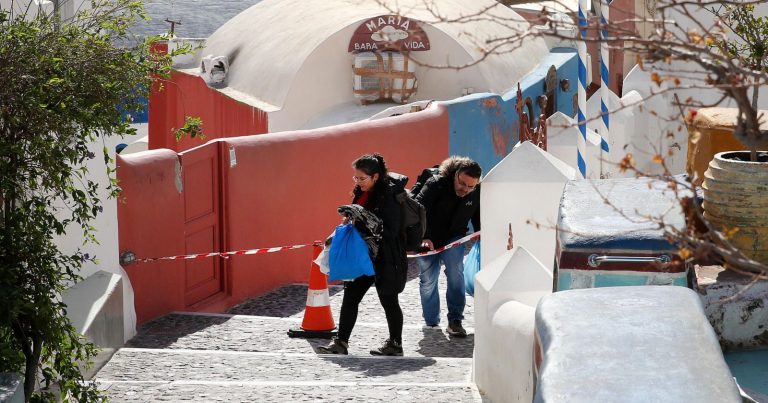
337, 275, 403, 344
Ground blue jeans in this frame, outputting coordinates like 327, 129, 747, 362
417, 242, 466, 325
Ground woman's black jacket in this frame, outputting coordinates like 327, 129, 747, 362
352, 176, 408, 294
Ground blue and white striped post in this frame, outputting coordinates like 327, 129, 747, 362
577, 0, 589, 178
599, 0, 611, 176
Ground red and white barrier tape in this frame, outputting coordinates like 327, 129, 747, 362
131, 231, 480, 263
134, 242, 322, 263
406, 231, 480, 258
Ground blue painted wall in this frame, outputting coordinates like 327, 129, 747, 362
118, 94, 149, 124
441, 48, 577, 174
131, 96, 149, 124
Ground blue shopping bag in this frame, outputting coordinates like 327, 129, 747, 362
463, 240, 481, 296
328, 224, 375, 281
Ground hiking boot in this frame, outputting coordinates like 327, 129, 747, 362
317, 337, 348, 355
369, 339, 403, 356
447, 320, 467, 338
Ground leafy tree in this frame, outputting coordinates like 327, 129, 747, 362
712, 4, 768, 109
373, 0, 768, 276
0, 1, 183, 400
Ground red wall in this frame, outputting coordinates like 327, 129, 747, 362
219, 107, 449, 302
149, 71, 268, 153
117, 150, 186, 323
119, 105, 449, 323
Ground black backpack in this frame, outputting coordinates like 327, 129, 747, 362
388, 172, 427, 252
396, 191, 426, 251
409, 166, 439, 198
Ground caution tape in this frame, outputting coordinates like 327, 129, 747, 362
130, 231, 480, 264
406, 231, 480, 258
133, 242, 322, 263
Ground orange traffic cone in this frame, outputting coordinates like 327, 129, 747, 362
287, 243, 337, 338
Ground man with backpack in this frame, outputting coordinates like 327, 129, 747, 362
413, 156, 481, 338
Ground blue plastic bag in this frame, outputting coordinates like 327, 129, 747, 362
328, 224, 375, 281
463, 240, 481, 296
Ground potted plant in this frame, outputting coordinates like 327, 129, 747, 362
698, 4, 768, 264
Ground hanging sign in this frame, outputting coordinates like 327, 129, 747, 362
348, 15, 430, 52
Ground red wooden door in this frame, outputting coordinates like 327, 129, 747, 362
180, 143, 224, 306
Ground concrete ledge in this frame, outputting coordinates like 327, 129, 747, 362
62, 270, 124, 349
0, 373, 24, 403
534, 286, 741, 403
694, 265, 768, 350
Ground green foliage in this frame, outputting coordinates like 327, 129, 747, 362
0, 2, 181, 401
715, 5, 768, 74
173, 116, 205, 141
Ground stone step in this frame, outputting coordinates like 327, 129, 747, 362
228, 258, 477, 329
128, 312, 475, 358
96, 348, 473, 385
99, 381, 483, 402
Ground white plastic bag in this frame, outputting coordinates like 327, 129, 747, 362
314, 241, 331, 275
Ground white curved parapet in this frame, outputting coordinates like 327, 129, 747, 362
0, 373, 23, 403
473, 247, 553, 403
533, 286, 741, 403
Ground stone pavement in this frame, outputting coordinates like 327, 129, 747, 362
96, 258, 484, 401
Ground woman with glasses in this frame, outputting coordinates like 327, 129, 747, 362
318, 153, 408, 356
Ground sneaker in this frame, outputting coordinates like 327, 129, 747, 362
317, 337, 348, 355
447, 320, 467, 338
369, 339, 403, 356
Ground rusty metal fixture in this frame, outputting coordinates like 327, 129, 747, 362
515, 83, 548, 151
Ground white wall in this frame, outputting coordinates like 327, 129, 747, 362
118, 124, 149, 155
584, 86, 687, 177
54, 132, 143, 343
546, 112, 603, 179
268, 23, 486, 132
481, 141, 576, 271
621, 59, 768, 177
0, 0, 89, 21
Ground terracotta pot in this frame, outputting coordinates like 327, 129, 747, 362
702, 151, 768, 263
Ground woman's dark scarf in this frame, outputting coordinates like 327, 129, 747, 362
338, 204, 382, 259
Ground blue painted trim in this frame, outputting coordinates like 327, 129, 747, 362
443, 49, 578, 173
577, 110, 586, 134
578, 59, 587, 88
578, 10, 588, 39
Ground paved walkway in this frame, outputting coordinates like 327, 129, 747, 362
96, 257, 484, 401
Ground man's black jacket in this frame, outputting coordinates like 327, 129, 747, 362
414, 175, 480, 249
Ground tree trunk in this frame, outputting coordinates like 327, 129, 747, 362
12, 319, 38, 403
23, 336, 42, 403
752, 84, 759, 162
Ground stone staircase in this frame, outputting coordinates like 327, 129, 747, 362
95, 262, 483, 401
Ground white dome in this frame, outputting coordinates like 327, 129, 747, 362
199, 0, 549, 112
